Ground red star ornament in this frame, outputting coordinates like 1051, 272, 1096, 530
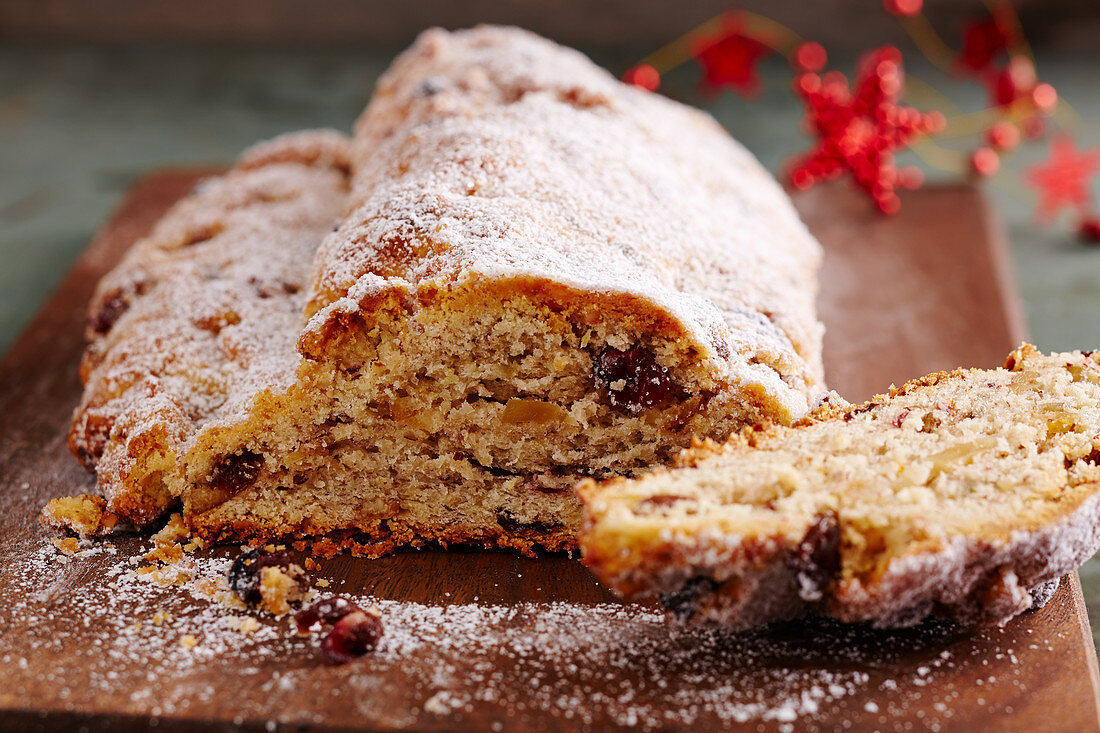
1025, 136, 1100, 220
788, 46, 945, 214
691, 20, 770, 98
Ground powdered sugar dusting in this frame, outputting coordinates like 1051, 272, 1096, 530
312, 26, 824, 412
0, 532, 1054, 731
69, 134, 352, 522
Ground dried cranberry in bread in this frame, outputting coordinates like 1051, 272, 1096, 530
578, 345, 1100, 628
61, 26, 824, 556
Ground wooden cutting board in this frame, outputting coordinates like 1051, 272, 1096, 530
1, 172, 1097, 732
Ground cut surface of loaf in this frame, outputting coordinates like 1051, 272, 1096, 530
60, 26, 824, 556
578, 345, 1100, 627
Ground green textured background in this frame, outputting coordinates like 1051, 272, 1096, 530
1, 43, 1099, 645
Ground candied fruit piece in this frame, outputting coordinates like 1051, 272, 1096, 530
593, 345, 685, 412
500, 399, 570, 425
787, 514, 841, 601
90, 291, 130, 335
208, 450, 264, 494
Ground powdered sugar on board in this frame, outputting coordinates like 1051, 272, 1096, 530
0, 533, 1064, 731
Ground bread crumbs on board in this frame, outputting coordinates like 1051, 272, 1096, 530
0, 532, 1041, 731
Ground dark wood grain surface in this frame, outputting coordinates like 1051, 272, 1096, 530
0, 172, 1097, 732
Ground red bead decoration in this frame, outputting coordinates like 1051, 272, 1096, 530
1025, 136, 1100, 220
787, 46, 944, 214
1032, 82, 1058, 113
970, 147, 1001, 177
986, 57, 1056, 136
984, 121, 1019, 151
1079, 217, 1100, 244
691, 20, 770, 98
622, 64, 660, 92
884, 0, 923, 17
792, 42, 827, 73
990, 56, 1037, 107
1022, 116, 1046, 140
957, 15, 1014, 74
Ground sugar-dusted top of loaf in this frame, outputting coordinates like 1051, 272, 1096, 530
306, 25, 825, 419
71, 131, 351, 487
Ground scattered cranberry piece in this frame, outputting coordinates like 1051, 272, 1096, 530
294, 595, 358, 633
228, 549, 308, 606
293, 595, 385, 663
891, 408, 912, 428
320, 609, 384, 664
593, 345, 685, 412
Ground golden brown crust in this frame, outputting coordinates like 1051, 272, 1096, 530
66, 131, 353, 529
187, 518, 578, 560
